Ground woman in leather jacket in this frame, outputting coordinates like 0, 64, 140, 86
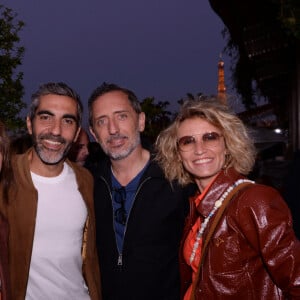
0, 121, 11, 300
155, 98, 300, 299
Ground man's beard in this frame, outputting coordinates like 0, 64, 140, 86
32, 132, 72, 165
100, 131, 141, 161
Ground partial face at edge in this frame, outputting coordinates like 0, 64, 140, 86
72, 130, 90, 166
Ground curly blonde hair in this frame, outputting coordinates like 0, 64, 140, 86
155, 98, 256, 186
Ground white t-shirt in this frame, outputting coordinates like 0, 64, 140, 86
26, 163, 90, 300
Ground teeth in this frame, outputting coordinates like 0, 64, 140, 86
45, 140, 61, 145
194, 158, 211, 164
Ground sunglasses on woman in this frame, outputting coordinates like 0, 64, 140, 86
177, 132, 223, 152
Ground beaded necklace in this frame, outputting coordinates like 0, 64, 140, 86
189, 179, 254, 264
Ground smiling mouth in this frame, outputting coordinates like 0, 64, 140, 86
194, 158, 212, 164
43, 139, 63, 150
108, 137, 126, 147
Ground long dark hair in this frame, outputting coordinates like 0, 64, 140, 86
0, 121, 13, 202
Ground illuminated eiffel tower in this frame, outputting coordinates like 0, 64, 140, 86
217, 54, 227, 105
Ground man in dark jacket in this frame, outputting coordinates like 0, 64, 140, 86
88, 83, 192, 300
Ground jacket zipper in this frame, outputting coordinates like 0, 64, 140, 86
117, 254, 123, 265
102, 176, 152, 267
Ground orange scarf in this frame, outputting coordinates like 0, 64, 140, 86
182, 180, 214, 300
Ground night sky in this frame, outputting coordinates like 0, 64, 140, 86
1, 0, 237, 127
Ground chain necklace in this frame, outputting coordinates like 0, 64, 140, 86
189, 179, 254, 264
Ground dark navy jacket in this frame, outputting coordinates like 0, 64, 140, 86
89, 156, 193, 300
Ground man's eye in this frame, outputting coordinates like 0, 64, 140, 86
39, 115, 51, 121
63, 119, 75, 125
97, 118, 107, 126
118, 113, 127, 120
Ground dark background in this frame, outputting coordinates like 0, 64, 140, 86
1, 0, 238, 126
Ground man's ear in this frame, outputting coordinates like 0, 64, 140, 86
138, 112, 146, 132
89, 126, 98, 142
73, 127, 82, 143
26, 116, 33, 135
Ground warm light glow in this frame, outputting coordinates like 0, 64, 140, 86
274, 128, 282, 134
217, 55, 227, 104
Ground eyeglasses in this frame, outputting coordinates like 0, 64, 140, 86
177, 132, 223, 152
113, 187, 127, 225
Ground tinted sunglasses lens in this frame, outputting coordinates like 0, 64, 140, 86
178, 136, 195, 151
178, 132, 222, 151
114, 188, 126, 204
114, 188, 127, 225
202, 132, 221, 143
115, 208, 127, 225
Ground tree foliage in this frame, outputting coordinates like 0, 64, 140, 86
221, 0, 300, 110
0, 5, 26, 131
140, 93, 207, 145
272, 0, 300, 39
222, 27, 257, 110
177, 92, 203, 107
140, 97, 173, 143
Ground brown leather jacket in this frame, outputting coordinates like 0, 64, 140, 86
0, 149, 102, 300
180, 168, 300, 299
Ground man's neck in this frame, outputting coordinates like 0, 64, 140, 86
111, 147, 150, 186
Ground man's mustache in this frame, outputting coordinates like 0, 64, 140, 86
107, 134, 127, 143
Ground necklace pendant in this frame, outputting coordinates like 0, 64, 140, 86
188, 178, 254, 264
214, 199, 222, 208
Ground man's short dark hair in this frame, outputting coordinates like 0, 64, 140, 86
29, 82, 83, 125
88, 82, 141, 127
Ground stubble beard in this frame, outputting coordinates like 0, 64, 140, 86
100, 131, 141, 161
32, 132, 72, 165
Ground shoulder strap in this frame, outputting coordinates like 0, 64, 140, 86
200, 181, 253, 264
190, 180, 254, 300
